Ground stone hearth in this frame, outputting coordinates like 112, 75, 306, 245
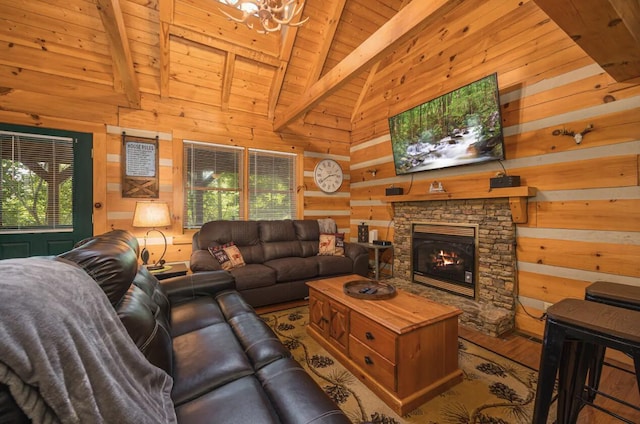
391, 198, 517, 337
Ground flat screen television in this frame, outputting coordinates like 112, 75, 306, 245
388, 73, 505, 176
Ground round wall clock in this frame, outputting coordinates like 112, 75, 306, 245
313, 159, 344, 193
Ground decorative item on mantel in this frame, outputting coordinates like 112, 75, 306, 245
429, 181, 445, 193
552, 124, 594, 144
218, 0, 309, 34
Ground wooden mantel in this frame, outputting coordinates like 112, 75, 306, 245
382, 186, 537, 224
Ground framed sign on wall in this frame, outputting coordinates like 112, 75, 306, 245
121, 133, 159, 198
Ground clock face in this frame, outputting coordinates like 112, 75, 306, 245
314, 159, 344, 193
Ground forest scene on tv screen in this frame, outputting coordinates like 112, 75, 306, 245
389, 74, 504, 175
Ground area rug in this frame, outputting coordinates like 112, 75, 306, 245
261, 305, 548, 424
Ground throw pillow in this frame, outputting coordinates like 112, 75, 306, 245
318, 233, 345, 256
223, 243, 246, 268
208, 242, 246, 270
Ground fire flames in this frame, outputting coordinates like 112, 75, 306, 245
434, 250, 463, 268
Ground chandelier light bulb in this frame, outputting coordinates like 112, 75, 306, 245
219, 0, 309, 34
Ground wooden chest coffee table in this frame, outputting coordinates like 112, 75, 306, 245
307, 275, 462, 415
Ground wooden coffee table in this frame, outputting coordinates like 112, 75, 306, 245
307, 275, 463, 415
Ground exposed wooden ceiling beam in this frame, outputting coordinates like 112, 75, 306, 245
534, 0, 640, 82
170, 25, 281, 67
351, 0, 411, 123
273, 0, 464, 131
268, 7, 305, 119
304, 0, 348, 90
221, 52, 236, 111
95, 0, 141, 108
351, 62, 379, 123
159, 0, 174, 98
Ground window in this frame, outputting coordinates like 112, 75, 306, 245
248, 149, 296, 220
0, 131, 74, 232
183, 142, 243, 227
183, 142, 298, 226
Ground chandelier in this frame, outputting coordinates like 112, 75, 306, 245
218, 0, 308, 34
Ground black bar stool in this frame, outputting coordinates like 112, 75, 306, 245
532, 298, 640, 424
584, 281, 640, 401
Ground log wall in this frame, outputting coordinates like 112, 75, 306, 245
1, 0, 639, 339
0, 0, 352, 265
350, 65, 640, 337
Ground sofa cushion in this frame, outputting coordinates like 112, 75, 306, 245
228, 313, 291, 370
259, 220, 297, 242
116, 285, 173, 375
170, 297, 227, 337
294, 220, 320, 257
59, 237, 138, 307
299, 240, 320, 258
230, 263, 277, 291
293, 219, 319, 240
133, 266, 171, 322
197, 221, 265, 265
171, 323, 254, 406
175, 376, 279, 424
260, 220, 303, 261
257, 358, 351, 424
264, 257, 318, 282
262, 240, 303, 261
215, 290, 255, 318
199, 220, 260, 247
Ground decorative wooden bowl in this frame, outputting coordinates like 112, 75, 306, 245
343, 279, 397, 300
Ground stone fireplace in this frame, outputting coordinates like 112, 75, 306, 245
389, 198, 517, 336
412, 223, 478, 298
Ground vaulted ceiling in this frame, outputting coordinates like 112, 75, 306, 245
1, 0, 638, 138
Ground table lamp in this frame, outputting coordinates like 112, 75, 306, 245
132, 201, 171, 271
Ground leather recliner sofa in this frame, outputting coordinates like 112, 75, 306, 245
0, 230, 350, 423
190, 219, 369, 307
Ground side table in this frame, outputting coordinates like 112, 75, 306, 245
357, 242, 393, 280
148, 262, 189, 280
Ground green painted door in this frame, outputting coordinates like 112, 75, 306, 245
0, 124, 93, 259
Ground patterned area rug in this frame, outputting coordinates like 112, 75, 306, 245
261, 305, 548, 424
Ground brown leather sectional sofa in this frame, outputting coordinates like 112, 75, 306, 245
190, 219, 370, 307
0, 230, 350, 423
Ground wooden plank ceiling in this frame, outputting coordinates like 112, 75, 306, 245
0, 0, 638, 136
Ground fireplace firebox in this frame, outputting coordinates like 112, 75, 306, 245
412, 223, 478, 298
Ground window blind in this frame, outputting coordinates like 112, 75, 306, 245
248, 149, 296, 220
0, 131, 74, 232
183, 141, 243, 227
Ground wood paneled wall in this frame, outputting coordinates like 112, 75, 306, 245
350, 63, 640, 337
0, 0, 352, 265
1, 0, 639, 340
0, 97, 351, 264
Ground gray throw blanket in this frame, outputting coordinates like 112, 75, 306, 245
0, 257, 177, 424
317, 218, 337, 233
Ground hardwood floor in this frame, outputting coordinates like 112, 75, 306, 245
258, 300, 639, 423
460, 326, 640, 424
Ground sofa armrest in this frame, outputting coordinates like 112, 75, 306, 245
189, 249, 222, 273
344, 242, 367, 261
159, 271, 235, 304
344, 242, 370, 277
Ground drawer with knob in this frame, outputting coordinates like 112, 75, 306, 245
350, 311, 396, 362
349, 336, 396, 390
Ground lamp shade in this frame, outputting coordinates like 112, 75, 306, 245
132, 201, 171, 228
